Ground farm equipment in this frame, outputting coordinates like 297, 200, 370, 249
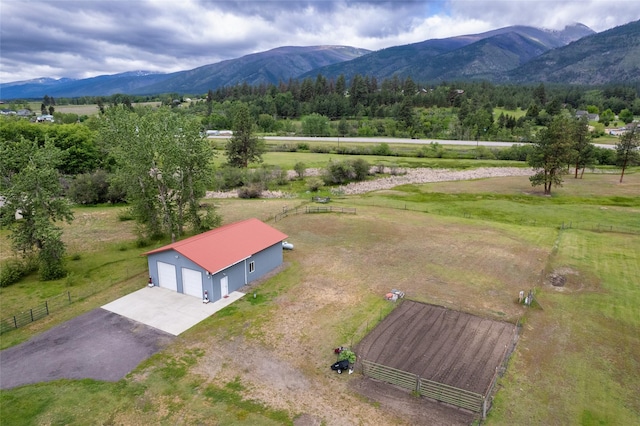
330, 347, 357, 374
385, 289, 405, 301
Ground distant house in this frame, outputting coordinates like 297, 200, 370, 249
36, 114, 54, 122
607, 122, 638, 136
0, 109, 15, 115
17, 109, 33, 117
575, 110, 599, 122
144, 218, 287, 302
205, 130, 233, 136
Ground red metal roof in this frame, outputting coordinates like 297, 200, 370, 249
144, 218, 288, 274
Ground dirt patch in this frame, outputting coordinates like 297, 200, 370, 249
349, 377, 476, 425
545, 267, 588, 292
356, 300, 518, 395
548, 272, 567, 287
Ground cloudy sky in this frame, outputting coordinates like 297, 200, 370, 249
1, 0, 638, 84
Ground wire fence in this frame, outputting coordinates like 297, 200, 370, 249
1, 286, 104, 335
347, 200, 640, 235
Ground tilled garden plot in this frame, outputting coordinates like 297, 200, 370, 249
356, 300, 518, 395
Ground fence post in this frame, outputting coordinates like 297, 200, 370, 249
68, 291, 71, 302
30, 309, 34, 322
483, 396, 487, 419
45, 301, 49, 315
13, 316, 17, 329
415, 375, 420, 395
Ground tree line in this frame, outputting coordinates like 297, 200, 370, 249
1, 78, 639, 284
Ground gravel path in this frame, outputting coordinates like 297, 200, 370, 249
337, 167, 534, 195
206, 167, 534, 198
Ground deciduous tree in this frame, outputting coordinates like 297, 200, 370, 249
0, 138, 74, 280
99, 106, 218, 240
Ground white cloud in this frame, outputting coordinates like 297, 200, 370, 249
0, 0, 637, 83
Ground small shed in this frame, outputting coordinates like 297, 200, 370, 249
144, 218, 287, 302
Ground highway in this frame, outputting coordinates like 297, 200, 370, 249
209, 135, 615, 150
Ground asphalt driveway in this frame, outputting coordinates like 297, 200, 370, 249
0, 287, 247, 389
0, 308, 174, 389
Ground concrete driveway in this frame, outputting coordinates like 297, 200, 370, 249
102, 286, 245, 336
0, 287, 245, 389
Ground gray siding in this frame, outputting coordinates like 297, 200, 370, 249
247, 243, 283, 282
147, 242, 283, 303
147, 249, 205, 296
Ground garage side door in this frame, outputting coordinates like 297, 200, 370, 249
182, 268, 203, 298
157, 261, 177, 291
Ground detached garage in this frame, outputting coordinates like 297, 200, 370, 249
145, 218, 288, 302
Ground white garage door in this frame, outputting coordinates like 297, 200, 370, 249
157, 261, 177, 291
182, 268, 203, 298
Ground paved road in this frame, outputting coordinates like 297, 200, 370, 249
0, 309, 174, 389
209, 135, 616, 150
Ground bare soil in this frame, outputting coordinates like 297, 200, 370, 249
356, 300, 518, 395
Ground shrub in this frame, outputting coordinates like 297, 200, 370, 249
0, 259, 25, 287
294, 162, 306, 179
118, 209, 135, 221
324, 160, 354, 184
475, 146, 497, 160
271, 167, 288, 186
213, 166, 246, 190
0, 256, 37, 287
372, 143, 392, 156
351, 158, 370, 181
68, 169, 110, 205
237, 184, 263, 199
306, 177, 324, 192
496, 144, 535, 161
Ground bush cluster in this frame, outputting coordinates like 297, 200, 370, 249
323, 159, 371, 184
0, 257, 38, 288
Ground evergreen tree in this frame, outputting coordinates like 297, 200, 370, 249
616, 122, 640, 183
528, 114, 574, 194
226, 103, 265, 168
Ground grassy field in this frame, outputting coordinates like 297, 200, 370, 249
25, 102, 162, 116
210, 149, 526, 170
1, 170, 639, 425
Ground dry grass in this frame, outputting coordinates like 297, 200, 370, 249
1, 171, 638, 425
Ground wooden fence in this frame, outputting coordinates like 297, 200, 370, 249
274, 205, 356, 222
361, 359, 487, 417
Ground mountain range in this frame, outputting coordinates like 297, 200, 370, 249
1, 20, 639, 100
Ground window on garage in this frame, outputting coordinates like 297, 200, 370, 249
249, 261, 255, 273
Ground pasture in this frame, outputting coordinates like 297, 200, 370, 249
0, 171, 639, 425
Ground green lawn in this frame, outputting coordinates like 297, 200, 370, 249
1, 168, 638, 425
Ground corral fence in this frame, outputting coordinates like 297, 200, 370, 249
361, 324, 520, 419
274, 205, 356, 222
362, 360, 486, 416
